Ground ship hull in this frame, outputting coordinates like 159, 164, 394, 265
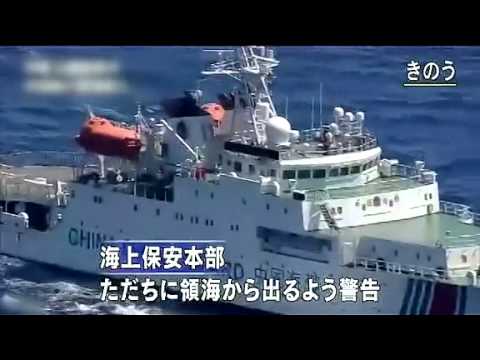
1, 178, 480, 315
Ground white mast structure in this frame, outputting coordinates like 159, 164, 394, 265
201, 46, 280, 146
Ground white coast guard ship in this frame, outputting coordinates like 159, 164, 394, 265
1, 46, 480, 314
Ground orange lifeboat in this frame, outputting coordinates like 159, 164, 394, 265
75, 116, 142, 161
201, 103, 225, 127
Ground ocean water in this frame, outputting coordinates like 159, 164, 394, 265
0, 46, 479, 314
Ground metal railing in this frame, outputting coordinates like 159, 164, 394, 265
439, 200, 480, 226
297, 130, 377, 154
0, 151, 92, 168
352, 256, 450, 280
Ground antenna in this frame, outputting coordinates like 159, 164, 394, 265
319, 83, 323, 128
310, 97, 315, 130
285, 96, 289, 118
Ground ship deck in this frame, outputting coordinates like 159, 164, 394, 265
0, 165, 76, 183
345, 212, 480, 248
328, 176, 423, 199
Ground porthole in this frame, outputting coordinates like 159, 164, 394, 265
331, 208, 336, 215
235, 225, 239, 231
205, 219, 209, 226
424, 194, 428, 201
337, 207, 343, 215
362, 204, 366, 211
180, 214, 184, 221
190, 216, 194, 224
427, 255, 431, 262
230, 225, 234, 231
429, 193, 433, 200
372, 245, 376, 253
355, 200, 360, 207
373, 196, 381, 207
98, 197, 103, 204
195, 216, 199, 224
394, 250, 399, 257
266, 203, 270, 211
389, 200, 394, 207
209, 220, 214, 226
133, 204, 138, 212
416, 253, 420, 260
284, 208, 288, 215
194, 189, 199, 197
394, 194, 400, 202
210, 192, 214, 199
175, 213, 179, 220
242, 198, 247, 205
461, 254, 468, 263
156, 209, 160, 216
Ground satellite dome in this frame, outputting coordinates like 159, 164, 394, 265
355, 111, 365, 121
345, 112, 355, 122
333, 107, 345, 118
266, 116, 292, 145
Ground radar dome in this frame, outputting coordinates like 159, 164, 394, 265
355, 112, 365, 121
329, 122, 340, 135
266, 116, 292, 145
345, 112, 355, 122
333, 107, 345, 118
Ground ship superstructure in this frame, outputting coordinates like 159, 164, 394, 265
1, 46, 480, 314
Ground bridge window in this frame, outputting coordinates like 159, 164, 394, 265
234, 161, 242, 173
329, 168, 339, 177
248, 164, 255, 174
313, 169, 326, 178
337, 207, 343, 215
351, 165, 361, 174
283, 170, 296, 180
298, 170, 311, 179
340, 167, 349, 176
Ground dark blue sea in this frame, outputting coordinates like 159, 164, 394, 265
0, 46, 479, 314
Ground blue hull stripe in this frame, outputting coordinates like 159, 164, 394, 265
419, 281, 433, 315
400, 278, 414, 315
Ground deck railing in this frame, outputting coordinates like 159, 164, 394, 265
439, 200, 480, 226
353, 256, 450, 280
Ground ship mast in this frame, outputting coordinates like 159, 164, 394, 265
201, 46, 280, 146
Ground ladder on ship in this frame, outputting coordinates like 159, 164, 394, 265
319, 203, 339, 230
